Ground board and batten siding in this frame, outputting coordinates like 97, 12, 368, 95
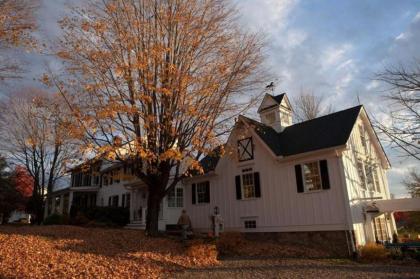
184, 127, 349, 233
340, 114, 395, 245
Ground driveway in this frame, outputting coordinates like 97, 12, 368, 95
170, 258, 420, 278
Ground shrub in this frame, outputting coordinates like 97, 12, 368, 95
43, 213, 69, 225
83, 206, 129, 226
359, 243, 390, 262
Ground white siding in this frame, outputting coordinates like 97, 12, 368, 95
185, 126, 349, 233
341, 114, 395, 245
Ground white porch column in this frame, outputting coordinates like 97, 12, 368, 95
68, 191, 73, 213
59, 194, 64, 214
129, 190, 135, 222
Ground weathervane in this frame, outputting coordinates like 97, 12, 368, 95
265, 81, 275, 95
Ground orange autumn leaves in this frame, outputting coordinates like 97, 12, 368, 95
0, 226, 218, 279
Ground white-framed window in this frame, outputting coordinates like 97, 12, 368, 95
244, 220, 256, 229
302, 161, 322, 191
359, 124, 368, 153
168, 187, 183, 208
242, 172, 255, 198
364, 164, 375, 191
281, 111, 290, 125
373, 167, 381, 192
357, 159, 366, 190
197, 182, 209, 204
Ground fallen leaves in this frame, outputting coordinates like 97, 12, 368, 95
0, 225, 218, 279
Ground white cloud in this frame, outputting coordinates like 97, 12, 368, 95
284, 29, 307, 49
235, 0, 298, 32
413, 11, 420, 22
322, 44, 353, 69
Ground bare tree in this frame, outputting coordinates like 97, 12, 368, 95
46, 0, 267, 235
0, 89, 76, 223
403, 169, 420, 198
0, 0, 37, 81
292, 90, 334, 122
374, 62, 420, 160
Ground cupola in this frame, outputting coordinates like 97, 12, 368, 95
257, 93, 292, 132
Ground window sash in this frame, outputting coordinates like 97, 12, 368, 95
302, 161, 322, 191
241, 173, 255, 198
168, 187, 184, 207
197, 183, 208, 204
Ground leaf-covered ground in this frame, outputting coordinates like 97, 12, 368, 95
0, 225, 218, 279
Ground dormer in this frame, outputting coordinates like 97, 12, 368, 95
257, 93, 292, 132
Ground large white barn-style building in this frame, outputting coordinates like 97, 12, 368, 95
45, 93, 419, 255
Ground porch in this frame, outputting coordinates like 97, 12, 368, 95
45, 186, 99, 218
363, 198, 420, 243
124, 179, 148, 230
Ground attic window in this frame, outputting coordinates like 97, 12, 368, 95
237, 137, 254, 161
281, 111, 290, 125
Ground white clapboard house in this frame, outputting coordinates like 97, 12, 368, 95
45, 93, 420, 252
184, 93, 420, 253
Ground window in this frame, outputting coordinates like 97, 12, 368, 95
357, 159, 366, 190
281, 111, 290, 125
114, 168, 120, 184
103, 174, 108, 186
197, 182, 209, 204
236, 170, 261, 200
373, 167, 381, 192
168, 187, 183, 207
374, 216, 388, 242
266, 112, 276, 124
244, 220, 256, 229
359, 124, 368, 153
109, 195, 119, 207
302, 161, 322, 191
242, 173, 255, 198
83, 172, 91, 186
364, 164, 375, 191
237, 137, 254, 161
192, 181, 210, 204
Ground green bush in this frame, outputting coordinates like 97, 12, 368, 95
43, 213, 69, 225
69, 206, 129, 227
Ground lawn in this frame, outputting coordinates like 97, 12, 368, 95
0, 225, 217, 279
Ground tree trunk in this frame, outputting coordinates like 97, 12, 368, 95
145, 186, 162, 236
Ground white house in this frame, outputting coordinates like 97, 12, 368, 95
45, 92, 419, 254
183, 93, 420, 255
45, 160, 184, 231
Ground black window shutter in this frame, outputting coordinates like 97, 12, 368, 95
192, 183, 196, 204
235, 175, 242, 200
205, 181, 210, 203
320, 160, 331, 189
295, 165, 304, 193
254, 172, 261, 197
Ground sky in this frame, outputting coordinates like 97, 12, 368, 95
1, 0, 419, 196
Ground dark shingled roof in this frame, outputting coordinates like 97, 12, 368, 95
271, 93, 286, 104
244, 105, 363, 156
198, 105, 363, 173
199, 146, 222, 173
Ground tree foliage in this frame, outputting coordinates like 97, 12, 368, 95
47, 0, 266, 234
375, 62, 420, 160
0, 89, 76, 223
0, 156, 26, 220
403, 169, 420, 198
292, 90, 334, 122
0, 0, 37, 81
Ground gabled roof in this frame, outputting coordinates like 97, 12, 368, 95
199, 145, 223, 173
257, 93, 287, 113
272, 93, 286, 104
243, 105, 363, 156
